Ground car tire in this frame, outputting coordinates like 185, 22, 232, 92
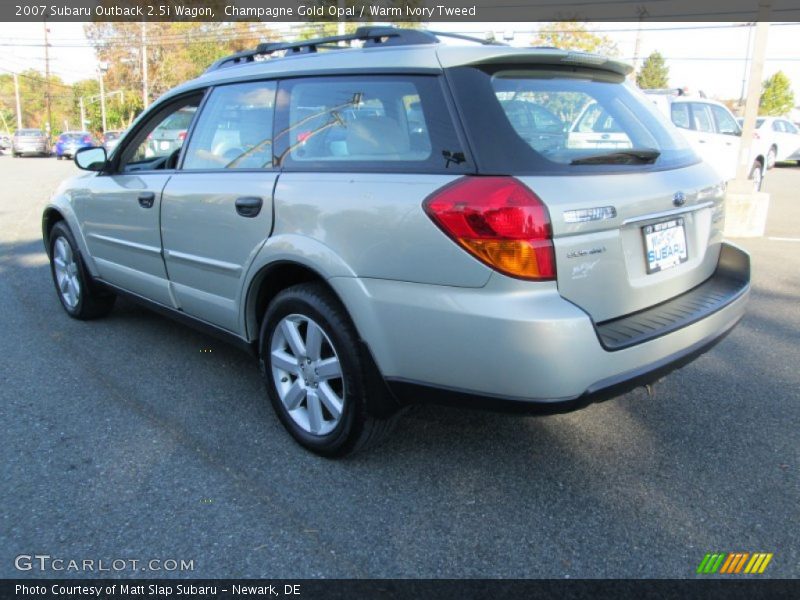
48, 221, 116, 320
56, 155, 62, 161
260, 282, 401, 457
767, 147, 777, 169
749, 162, 764, 191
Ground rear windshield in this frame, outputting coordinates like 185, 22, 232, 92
449, 66, 699, 174
60, 133, 86, 140
16, 129, 44, 137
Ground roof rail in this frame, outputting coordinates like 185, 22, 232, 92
206, 26, 505, 72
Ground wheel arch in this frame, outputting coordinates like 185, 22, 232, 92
245, 260, 346, 346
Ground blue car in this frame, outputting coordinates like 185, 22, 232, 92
55, 131, 95, 160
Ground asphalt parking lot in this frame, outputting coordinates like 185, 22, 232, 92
1, 155, 798, 579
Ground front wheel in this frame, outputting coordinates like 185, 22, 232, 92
260, 283, 400, 457
48, 221, 116, 319
766, 147, 777, 169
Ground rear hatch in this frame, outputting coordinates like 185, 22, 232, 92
443, 49, 726, 322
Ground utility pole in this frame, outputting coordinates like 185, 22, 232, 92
733, 19, 769, 186
43, 21, 52, 139
738, 24, 754, 109
141, 21, 149, 108
13, 72, 22, 129
630, 6, 649, 80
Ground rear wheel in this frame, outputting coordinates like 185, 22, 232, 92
749, 162, 763, 191
260, 282, 400, 457
48, 221, 116, 319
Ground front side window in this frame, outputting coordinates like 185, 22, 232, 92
183, 81, 276, 170
118, 98, 201, 172
274, 75, 467, 172
784, 121, 799, 134
709, 104, 740, 135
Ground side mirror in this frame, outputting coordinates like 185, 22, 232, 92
75, 146, 107, 172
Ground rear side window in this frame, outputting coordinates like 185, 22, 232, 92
671, 103, 691, 129
448, 65, 697, 174
183, 81, 276, 170
274, 75, 468, 173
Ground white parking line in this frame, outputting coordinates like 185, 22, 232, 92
767, 237, 800, 242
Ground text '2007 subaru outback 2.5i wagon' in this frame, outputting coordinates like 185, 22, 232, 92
44, 27, 750, 456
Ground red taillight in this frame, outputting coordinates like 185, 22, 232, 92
423, 176, 556, 280
82, 136, 91, 143
178, 130, 187, 141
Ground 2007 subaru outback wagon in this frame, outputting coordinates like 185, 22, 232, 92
44, 28, 750, 456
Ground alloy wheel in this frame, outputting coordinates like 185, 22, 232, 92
270, 314, 345, 436
52, 237, 81, 309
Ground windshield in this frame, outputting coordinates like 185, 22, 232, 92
17, 129, 43, 137
449, 65, 699, 174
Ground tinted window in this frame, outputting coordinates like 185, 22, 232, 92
709, 104, 740, 135
448, 66, 696, 174
784, 121, 799, 134
275, 75, 466, 173
183, 81, 276, 170
772, 120, 784, 132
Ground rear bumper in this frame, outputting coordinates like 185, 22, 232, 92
331, 242, 750, 410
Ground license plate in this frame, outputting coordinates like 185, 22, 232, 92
160, 141, 170, 150
643, 218, 688, 274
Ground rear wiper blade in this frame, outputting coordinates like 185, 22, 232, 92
570, 148, 661, 165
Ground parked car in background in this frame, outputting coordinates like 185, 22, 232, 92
55, 131, 95, 160
567, 100, 633, 149
12, 129, 50, 157
644, 90, 767, 190
144, 107, 195, 159
43, 28, 750, 456
736, 116, 800, 167
103, 130, 123, 153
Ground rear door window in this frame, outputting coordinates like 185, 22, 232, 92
690, 103, 715, 133
182, 81, 276, 170
274, 75, 468, 173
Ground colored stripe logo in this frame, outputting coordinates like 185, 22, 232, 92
697, 552, 773, 574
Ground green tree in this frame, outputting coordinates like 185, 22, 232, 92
84, 21, 276, 126
636, 51, 670, 89
760, 71, 795, 116
532, 22, 618, 56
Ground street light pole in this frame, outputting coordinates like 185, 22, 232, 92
98, 62, 108, 133
79, 96, 86, 130
141, 21, 149, 108
13, 72, 22, 129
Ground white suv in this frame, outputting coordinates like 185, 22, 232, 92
645, 91, 767, 190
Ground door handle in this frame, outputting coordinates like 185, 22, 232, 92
235, 196, 263, 218
138, 191, 155, 208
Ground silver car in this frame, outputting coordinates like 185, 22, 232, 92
13, 128, 50, 157
43, 27, 750, 456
